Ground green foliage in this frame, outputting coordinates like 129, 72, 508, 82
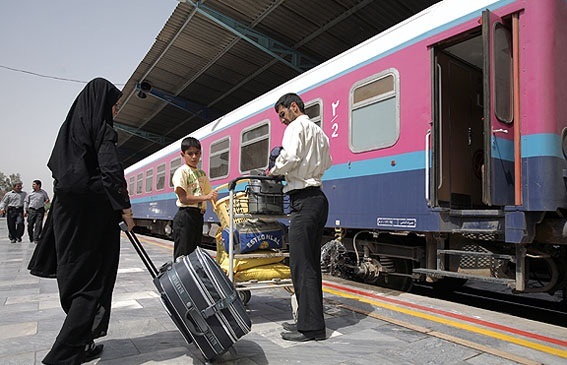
0, 171, 22, 200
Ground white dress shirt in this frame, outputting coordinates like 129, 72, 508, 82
270, 114, 332, 193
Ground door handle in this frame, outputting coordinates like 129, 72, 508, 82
492, 128, 509, 134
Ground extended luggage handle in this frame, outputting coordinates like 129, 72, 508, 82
228, 175, 283, 192
119, 222, 160, 279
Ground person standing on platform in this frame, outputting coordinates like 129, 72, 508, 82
24, 179, 50, 243
268, 92, 332, 342
171, 136, 218, 260
42, 78, 135, 365
0, 181, 27, 243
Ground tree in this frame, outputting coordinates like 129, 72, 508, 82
0, 171, 22, 201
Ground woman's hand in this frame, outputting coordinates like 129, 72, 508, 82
121, 208, 135, 231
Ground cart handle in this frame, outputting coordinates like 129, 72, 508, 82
228, 175, 284, 191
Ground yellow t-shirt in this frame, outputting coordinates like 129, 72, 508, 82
172, 164, 212, 210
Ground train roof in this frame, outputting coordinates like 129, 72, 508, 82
124, 0, 506, 174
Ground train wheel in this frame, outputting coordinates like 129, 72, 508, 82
238, 290, 251, 305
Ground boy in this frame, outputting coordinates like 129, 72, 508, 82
172, 137, 218, 260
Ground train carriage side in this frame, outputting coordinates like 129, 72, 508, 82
124, 0, 567, 297
319, 0, 567, 296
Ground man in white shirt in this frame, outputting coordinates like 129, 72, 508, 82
269, 93, 332, 342
24, 179, 50, 243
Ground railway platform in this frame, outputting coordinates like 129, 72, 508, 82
0, 217, 565, 365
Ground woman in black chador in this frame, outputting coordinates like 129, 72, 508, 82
43, 78, 135, 365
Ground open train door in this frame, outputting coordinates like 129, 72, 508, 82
482, 9, 515, 206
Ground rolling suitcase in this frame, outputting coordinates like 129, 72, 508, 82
120, 223, 252, 361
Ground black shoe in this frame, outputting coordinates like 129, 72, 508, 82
10, 239, 16, 243
83, 342, 103, 362
281, 331, 326, 342
282, 322, 297, 332
16, 237, 22, 242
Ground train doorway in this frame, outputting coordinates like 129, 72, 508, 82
430, 10, 515, 209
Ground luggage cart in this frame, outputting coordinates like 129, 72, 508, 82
212, 175, 293, 304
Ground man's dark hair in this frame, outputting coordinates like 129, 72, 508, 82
181, 137, 201, 153
274, 93, 305, 113
33, 180, 42, 187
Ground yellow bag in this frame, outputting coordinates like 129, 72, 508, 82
233, 263, 291, 281
218, 250, 285, 273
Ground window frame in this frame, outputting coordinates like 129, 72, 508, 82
145, 168, 153, 193
209, 136, 231, 180
239, 120, 271, 174
349, 69, 401, 153
304, 98, 323, 128
155, 163, 166, 191
136, 173, 143, 195
128, 176, 135, 196
169, 156, 182, 189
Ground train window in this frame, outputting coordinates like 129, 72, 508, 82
240, 122, 269, 172
145, 169, 153, 193
128, 176, 134, 196
305, 100, 322, 127
136, 173, 143, 195
350, 71, 399, 152
156, 163, 166, 191
169, 157, 182, 188
494, 23, 513, 123
209, 137, 230, 180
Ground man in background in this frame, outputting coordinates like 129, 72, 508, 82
24, 179, 50, 243
0, 181, 27, 242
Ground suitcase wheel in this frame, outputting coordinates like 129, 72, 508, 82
238, 290, 251, 305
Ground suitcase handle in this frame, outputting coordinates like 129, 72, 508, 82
120, 222, 159, 278
201, 292, 238, 318
184, 302, 210, 336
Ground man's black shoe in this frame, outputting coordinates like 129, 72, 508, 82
83, 342, 103, 363
281, 331, 326, 342
16, 237, 22, 242
10, 239, 16, 243
282, 322, 297, 332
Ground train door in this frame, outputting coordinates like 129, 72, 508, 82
430, 10, 514, 209
481, 10, 514, 206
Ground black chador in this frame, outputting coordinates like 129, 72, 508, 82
42, 78, 131, 365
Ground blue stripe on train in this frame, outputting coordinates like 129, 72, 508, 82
130, 133, 566, 227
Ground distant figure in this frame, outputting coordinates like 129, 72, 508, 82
0, 181, 26, 243
24, 179, 50, 243
42, 78, 135, 365
268, 92, 332, 342
171, 136, 218, 260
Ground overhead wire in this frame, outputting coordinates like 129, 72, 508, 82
0, 64, 125, 86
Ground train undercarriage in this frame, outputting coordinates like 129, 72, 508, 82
133, 216, 567, 301
320, 227, 567, 301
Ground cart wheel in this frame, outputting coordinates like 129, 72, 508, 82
239, 290, 251, 305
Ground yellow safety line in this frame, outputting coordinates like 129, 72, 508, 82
323, 286, 567, 358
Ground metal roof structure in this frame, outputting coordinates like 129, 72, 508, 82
115, 0, 441, 168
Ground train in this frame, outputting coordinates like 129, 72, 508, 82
124, 0, 567, 298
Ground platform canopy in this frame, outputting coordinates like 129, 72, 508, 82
115, 0, 440, 167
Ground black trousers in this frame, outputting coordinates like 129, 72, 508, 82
6, 206, 24, 240
43, 193, 120, 365
27, 207, 46, 241
288, 187, 328, 335
172, 207, 204, 260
